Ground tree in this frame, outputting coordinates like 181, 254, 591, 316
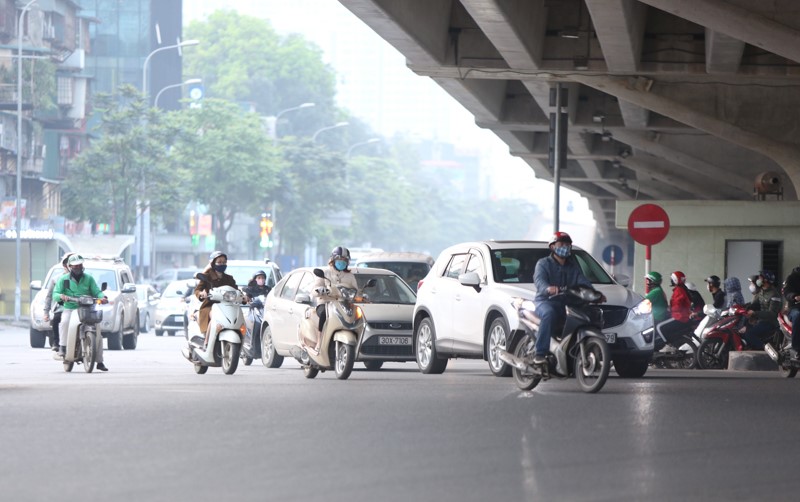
61, 85, 187, 234
184, 10, 338, 137
166, 98, 283, 252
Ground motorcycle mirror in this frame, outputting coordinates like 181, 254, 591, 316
313, 268, 325, 278
365, 278, 377, 288
101, 282, 108, 291
62, 279, 70, 289
195, 273, 209, 285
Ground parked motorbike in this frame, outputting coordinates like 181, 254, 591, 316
57, 280, 107, 373
181, 273, 246, 375
765, 312, 800, 378
694, 304, 724, 339
697, 305, 778, 369
240, 295, 265, 366
651, 319, 699, 369
290, 268, 366, 380
497, 287, 611, 394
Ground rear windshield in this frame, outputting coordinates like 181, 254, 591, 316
356, 261, 431, 288
491, 249, 614, 285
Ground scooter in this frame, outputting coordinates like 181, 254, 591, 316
765, 312, 800, 378
291, 268, 366, 380
694, 304, 724, 339
181, 273, 246, 375
698, 305, 780, 369
56, 279, 107, 373
240, 295, 265, 366
498, 287, 612, 394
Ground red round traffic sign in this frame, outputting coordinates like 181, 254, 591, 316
627, 204, 670, 246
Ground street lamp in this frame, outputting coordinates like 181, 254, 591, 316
346, 138, 380, 158
154, 78, 202, 108
15, 0, 38, 322
141, 39, 199, 100
265, 102, 315, 140
312, 122, 349, 142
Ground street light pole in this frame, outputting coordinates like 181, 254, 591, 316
312, 122, 349, 142
141, 39, 199, 101
154, 78, 202, 109
346, 138, 380, 158
15, 0, 38, 322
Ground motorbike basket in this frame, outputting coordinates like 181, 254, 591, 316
77, 307, 103, 323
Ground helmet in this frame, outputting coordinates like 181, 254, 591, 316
760, 270, 776, 284
252, 270, 266, 280
705, 275, 721, 288
670, 271, 686, 286
549, 231, 572, 246
330, 246, 351, 263
61, 252, 76, 268
68, 254, 84, 266
209, 251, 227, 264
685, 281, 698, 291
645, 271, 662, 285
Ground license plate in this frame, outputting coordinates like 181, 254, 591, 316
605, 333, 616, 343
378, 336, 411, 345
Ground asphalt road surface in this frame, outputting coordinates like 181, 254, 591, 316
1, 322, 798, 502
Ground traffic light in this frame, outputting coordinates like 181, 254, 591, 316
189, 211, 197, 235
259, 213, 273, 248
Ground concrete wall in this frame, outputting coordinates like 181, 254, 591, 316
616, 200, 800, 303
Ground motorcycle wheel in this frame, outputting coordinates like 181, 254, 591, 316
63, 360, 74, 372
222, 341, 240, 375
194, 363, 208, 374
303, 365, 319, 379
83, 332, 97, 373
511, 334, 541, 391
779, 362, 798, 378
261, 325, 284, 368
697, 338, 728, 369
674, 337, 699, 369
335, 341, 355, 380
575, 337, 611, 394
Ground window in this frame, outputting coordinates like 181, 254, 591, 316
465, 253, 485, 280
278, 272, 304, 301
296, 272, 317, 303
445, 254, 468, 279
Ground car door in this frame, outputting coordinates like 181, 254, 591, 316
428, 253, 469, 353
120, 270, 137, 330
267, 271, 305, 351
451, 249, 488, 354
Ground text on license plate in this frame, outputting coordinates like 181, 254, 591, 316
604, 333, 616, 343
379, 336, 411, 345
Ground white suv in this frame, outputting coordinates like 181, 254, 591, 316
413, 241, 654, 377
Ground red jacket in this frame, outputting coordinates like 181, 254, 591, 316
670, 285, 692, 322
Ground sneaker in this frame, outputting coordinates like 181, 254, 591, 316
58, 346, 66, 357
533, 354, 547, 365
51, 346, 58, 352
96, 363, 108, 372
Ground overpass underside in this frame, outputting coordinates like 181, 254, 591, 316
340, 0, 800, 236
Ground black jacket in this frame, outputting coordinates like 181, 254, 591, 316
783, 267, 800, 309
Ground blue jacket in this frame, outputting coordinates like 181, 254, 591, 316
533, 254, 593, 304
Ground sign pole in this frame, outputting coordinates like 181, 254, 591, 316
645, 244, 651, 276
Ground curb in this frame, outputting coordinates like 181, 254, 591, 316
727, 351, 778, 371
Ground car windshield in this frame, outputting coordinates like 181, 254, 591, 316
162, 281, 189, 298
354, 273, 417, 305
226, 264, 276, 288
84, 268, 118, 291
490, 248, 615, 285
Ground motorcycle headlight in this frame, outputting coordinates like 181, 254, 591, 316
223, 291, 239, 303
632, 299, 652, 316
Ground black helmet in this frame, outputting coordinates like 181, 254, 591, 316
209, 250, 227, 264
330, 246, 351, 263
704, 275, 721, 288
252, 270, 266, 280
760, 270, 776, 284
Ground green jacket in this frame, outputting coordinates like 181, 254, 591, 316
52, 272, 105, 310
645, 285, 669, 323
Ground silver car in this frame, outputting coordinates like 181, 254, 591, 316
260, 267, 416, 370
136, 284, 160, 333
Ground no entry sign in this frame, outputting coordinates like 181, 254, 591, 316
627, 204, 670, 246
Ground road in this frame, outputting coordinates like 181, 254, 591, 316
1, 322, 798, 502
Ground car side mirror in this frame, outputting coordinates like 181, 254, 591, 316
30, 280, 43, 290
458, 272, 481, 292
121, 283, 135, 293
295, 293, 312, 304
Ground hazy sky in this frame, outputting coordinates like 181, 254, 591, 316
182, 0, 592, 235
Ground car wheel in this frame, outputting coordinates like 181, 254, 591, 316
260, 325, 284, 368
30, 327, 47, 348
107, 314, 124, 350
415, 317, 447, 374
363, 360, 383, 371
613, 357, 649, 378
155, 329, 164, 337
487, 317, 511, 377
168, 331, 176, 337
123, 315, 139, 350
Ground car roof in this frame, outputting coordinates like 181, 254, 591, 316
439, 240, 586, 253
355, 252, 434, 264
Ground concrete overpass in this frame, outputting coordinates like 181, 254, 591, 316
339, 0, 800, 239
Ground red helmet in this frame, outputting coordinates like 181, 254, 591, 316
549, 231, 572, 246
670, 271, 686, 286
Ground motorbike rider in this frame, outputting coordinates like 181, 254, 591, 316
52, 254, 109, 371
704, 275, 726, 309
310, 246, 358, 355
782, 266, 800, 360
245, 270, 271, 298
743, 270, 781, 350
644, 271, 669, 324
655, 271, 695, 348
193, 251, 244, 348
685, 281, 705, 318
43, 252, 75, 351
723, 276, 745, 309
532, 232, 605, 365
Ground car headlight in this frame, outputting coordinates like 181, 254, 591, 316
632, 299, 652, 316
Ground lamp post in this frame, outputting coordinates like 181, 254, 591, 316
265, 102, 315, 140
15, 0, 37, 322
141, 39, 199, 100
346, 138, 380, 158
312, 122, 349, 142
154, 78, 202, 108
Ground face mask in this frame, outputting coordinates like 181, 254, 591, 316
334, 260, 347, 271
554, 245, 571, 258
213, 264, 227, 273
756, 278, 764, 287
70, 269, 83, 280
256, 277, 265, 285
749, 284, 758, 294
